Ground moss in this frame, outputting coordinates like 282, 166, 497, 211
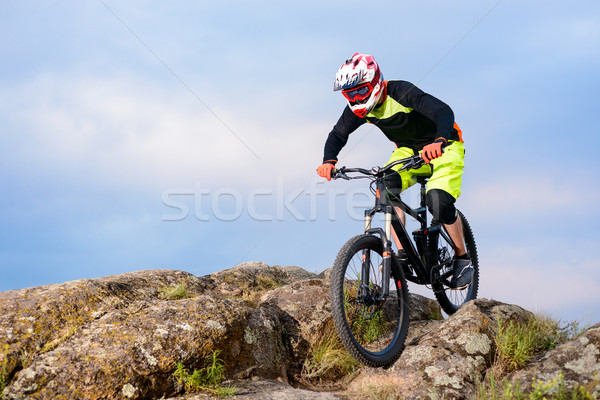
238, 276, 284, 307
40, 325, 80, 353
426, 307, 443, 321
159, 283, 197, 300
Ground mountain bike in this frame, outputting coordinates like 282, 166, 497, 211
329, 154, 479, 367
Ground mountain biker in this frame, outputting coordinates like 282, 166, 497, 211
316, 53, 472, 289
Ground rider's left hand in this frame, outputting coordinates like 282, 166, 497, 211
421, 138, 447, 163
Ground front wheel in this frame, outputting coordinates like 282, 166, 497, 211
330, 234, 410, 367
431, 210, 479, 315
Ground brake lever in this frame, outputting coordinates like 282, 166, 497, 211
331, 167, 349, 180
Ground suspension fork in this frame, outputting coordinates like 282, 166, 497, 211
361, 205, 393, 299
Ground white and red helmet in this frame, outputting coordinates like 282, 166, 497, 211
334, 53, 385, 118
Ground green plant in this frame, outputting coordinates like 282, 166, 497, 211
0, 344, 9, 394
475, 372, 596, 400
173, 350, 236, 398
0, 363, 6, 394
302, 328, 360, 381
559, 319, 590, 340
494, 317, 536, 373
239, 276, 283, 306
343, 284, 391, 344
256, 276, 280, 291
493, 313, 571, 376
159, 283, 196, 300
426, 307, 443, 321
363, 383, 402, 400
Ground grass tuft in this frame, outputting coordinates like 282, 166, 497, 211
343, 285, 390, 345
0, 364, 6, 394
173, 350, 236, 398
476, 371, 597, 399
159, 283, 196, 300
0, 344, 10, 393
240, 276, 283, 306
492, 312, 569, 376
363, 383, 402, 400
302, 323, 360, 382
477, 314, 596, 399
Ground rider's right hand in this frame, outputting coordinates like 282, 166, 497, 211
317, 163, 335, 181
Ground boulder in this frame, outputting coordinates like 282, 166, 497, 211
0, 270, 213, 395
164, 379, 348, 399
0, 265, 308, 399
346, 299, 532, 400
262, 279, 331, 349
3, 263, 596, 400
207, 262, 317, 300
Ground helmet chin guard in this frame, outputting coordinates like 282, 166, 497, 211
334, 53, 384, 118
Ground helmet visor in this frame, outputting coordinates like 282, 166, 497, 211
342, 83, 372, 102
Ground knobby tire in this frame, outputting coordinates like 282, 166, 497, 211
330, 234, 410, 368
432, 210, 479, 315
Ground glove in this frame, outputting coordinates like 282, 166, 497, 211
317, 163, 335, 181
421, 138, 447, 163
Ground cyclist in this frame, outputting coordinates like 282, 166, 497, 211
316, 53, 472, 289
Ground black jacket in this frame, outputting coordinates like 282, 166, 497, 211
323, 80, 460, 164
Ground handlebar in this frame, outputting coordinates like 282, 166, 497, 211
332, 154, 426, 180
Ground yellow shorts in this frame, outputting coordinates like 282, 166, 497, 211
385, 140, 465, 200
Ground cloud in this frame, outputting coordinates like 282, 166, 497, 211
0, 72, 337, 194
479, 244, 600, 321
461, 174, 599, 225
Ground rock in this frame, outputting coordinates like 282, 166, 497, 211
2, 264, 598, 400
260, 277, 441, 362
0, 270, 213, 394
508, 323, 600, 395
279, 266, 320, 282
207, 262, 316, 305
233, 303, 298, 380
346, 299, 532, 400
0, 265, 304, 400
408, 293, 443, 322
2, 295, 254, 399
262, 279, 332, 347
164, 379, 349, 399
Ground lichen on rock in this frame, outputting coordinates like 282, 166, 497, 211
1, 264, 599, 400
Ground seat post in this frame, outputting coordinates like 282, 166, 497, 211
418, 178, 428, 209
418, 178, 428, 226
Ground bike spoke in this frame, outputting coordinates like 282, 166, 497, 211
342, 248, 399, 354
432, 211, 479, 315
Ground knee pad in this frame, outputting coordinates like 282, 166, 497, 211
426, 189, 458, 224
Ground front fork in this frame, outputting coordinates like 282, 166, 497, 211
361, 206, 393, 300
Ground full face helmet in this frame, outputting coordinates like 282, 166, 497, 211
333, 53, 384, 118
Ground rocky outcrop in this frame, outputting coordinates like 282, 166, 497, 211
508, 322, 600, 394
1, 263, 599, 400
346, 299, 532, 400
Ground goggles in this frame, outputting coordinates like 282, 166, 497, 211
342, 83, 373, 102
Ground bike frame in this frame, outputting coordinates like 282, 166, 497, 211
337, 157, 458, 299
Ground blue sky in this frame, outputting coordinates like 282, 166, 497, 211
1, 1, 599, 325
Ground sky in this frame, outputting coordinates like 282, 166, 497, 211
1, 1, 599, 325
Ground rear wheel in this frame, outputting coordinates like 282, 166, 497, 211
432, 210, 479, 315
330, 234, 410, 367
